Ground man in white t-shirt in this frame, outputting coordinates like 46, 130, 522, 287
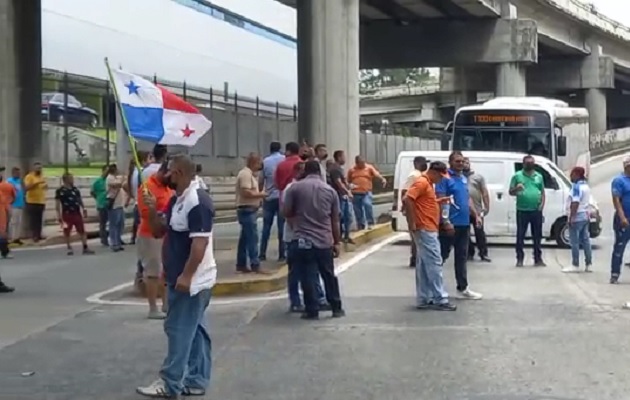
403, 156, 429, 268
563, 166, 592, 273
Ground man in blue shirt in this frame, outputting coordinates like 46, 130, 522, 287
609, 156, 630, 284
7, 167, 24, 245
435, 151, 483, 300
136, 155, 215, 399
259, 141, 286, 261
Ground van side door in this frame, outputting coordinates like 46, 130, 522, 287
469, 161, 510, 236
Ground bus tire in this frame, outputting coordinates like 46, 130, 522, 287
553, 217, 571, 249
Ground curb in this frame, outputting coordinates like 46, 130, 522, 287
121, 223, 393, 300
208, 223, 393, 297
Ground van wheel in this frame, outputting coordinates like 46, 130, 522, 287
554, 218, 571, 248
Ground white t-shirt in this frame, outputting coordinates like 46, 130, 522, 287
565, 180, 590, 221
404, 170, 423, 190
282, 180, 295, 243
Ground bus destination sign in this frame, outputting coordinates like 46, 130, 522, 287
456, 110, 550, 127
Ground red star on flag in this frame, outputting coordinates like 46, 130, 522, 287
181, 124, 195, 138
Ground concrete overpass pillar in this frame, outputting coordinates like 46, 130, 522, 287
582, 40, 608, 134
0, 0, 42, 172
454, 67, 476, 109
496, 1, 527, 97
296, 0, 360, 160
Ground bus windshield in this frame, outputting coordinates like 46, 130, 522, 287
453, 110, 553, 158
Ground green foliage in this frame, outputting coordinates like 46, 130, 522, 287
359, 68, 433, 94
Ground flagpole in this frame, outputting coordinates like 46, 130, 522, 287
103, 58, 142, 172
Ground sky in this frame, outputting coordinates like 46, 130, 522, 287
588, 0, 630, 26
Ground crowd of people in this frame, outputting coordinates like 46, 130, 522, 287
234, 141, 387, 315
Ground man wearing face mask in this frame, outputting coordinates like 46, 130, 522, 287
509, 154, 546, 267
403, 156, 428, 267
137, 161, 173, 319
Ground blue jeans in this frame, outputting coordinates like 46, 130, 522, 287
352, 192, 374, 229
414, 230, 449, 305
340, 196, 352, 240
286, 243, 326, 307
107, 207, 124, 250
569, 220, 592, 267
516, 210, 543, 263
260, 198, 285, 259
611, 214, 630, 276
160, 286, 212, 397
236, 206, 260, 270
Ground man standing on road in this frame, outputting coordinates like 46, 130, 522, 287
328, 150, 354, 244
259, 141, 286, 262
436, 151, 483, 300
91, 165, 109, 247
282, 161, 328, 312
275, 142, 302, 194
137, 154, 215, 399
55, 173, 94, 256
0, 168, 15, 260
405, 161, 456, 311
137, 162, 173, 319
509, 155, 546, 267
106, 164, 126, 252
315, 144, 328, 181
563, 166, 592, 273
7, 167, 24, 246
24, 162, 47, 242
283, 160, 345, 320
347, 155, 387, 230
403, 156, 428, 267
464, 158, 491, 262
609, 156, 630, 284
235, 153, 267, 274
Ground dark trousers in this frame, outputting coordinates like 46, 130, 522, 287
260, 198, 285, 259
97, 207, 109, 246
291, 240, 342, 316
25, 203, 45, 240
131, 205, 140, 242
0, 237, 9, 257
439, 226, 469, 292
516, 210, 543, 263
468, 216, 488, 258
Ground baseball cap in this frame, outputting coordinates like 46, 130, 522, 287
413, 156, 429, 164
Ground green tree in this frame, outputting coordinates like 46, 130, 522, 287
359, 68, 432, 94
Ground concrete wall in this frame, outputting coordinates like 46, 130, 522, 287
118, 107, 442, 176
42, 124, 114, 165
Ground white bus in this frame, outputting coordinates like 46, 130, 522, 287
442, 97, 591, 175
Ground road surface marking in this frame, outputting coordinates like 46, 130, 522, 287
85, 232, 407, 307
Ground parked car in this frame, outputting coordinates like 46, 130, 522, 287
41, 92, 99, 128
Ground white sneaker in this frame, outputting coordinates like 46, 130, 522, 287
585, 264, 593, 273
458, 288, 483, 300
562, 266, 580, 273
136, 379, 179, 399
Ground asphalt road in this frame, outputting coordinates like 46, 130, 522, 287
0, 156, 628, 400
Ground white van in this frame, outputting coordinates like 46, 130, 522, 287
391, 151, 602, 248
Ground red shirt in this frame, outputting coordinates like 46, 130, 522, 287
274, 155, 301, 192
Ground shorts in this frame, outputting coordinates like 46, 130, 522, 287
62, 212, 85, 236
137, 236, 163, 278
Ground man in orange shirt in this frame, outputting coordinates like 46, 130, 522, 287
0, 167, 16, 260
404, 161, 456, 311
347, 155, 387, 230
137, 162, 174, 319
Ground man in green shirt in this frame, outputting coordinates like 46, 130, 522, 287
90, 165, 109, 247
509, 155, 546, 268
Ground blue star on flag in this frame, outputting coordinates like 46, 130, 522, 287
125, 80, 140, 95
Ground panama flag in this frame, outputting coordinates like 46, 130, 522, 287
110, 69, 212, 146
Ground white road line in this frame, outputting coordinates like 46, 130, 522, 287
85, 232, 407, 307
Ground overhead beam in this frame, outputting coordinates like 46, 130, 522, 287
417, 0, 471, 18
363, 0, 418, 21
360, 19, 538, 68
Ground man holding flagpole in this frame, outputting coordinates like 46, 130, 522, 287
107, 64, 214, 398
